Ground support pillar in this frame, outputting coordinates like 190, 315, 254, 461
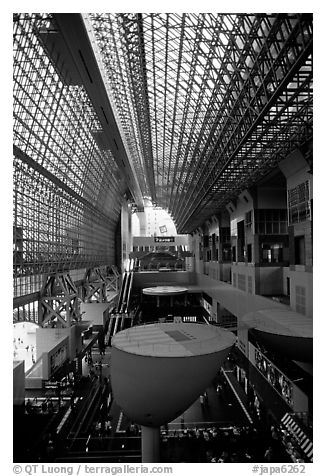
141, 426, 160, 463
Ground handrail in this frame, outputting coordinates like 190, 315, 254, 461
67, 381, 101, 443
25, 352, 46, 378
117, 272, 127, 312
125, 272, 134, 312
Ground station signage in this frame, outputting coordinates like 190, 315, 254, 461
154, 237, 175, 243
250, 344, 294, 408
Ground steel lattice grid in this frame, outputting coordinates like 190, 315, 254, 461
13, 14, 123, 297
90, 13, 152, 199
89, 13, 312, 233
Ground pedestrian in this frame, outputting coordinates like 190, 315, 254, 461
204, 391, 209, 406
48, 399, 54, 413
271, 425, 278, 441
45, 439, 55, 461
105, 420, 112, 436
95, 421, 101, 435
26, 399, 32, 414
264, 446, 273, 462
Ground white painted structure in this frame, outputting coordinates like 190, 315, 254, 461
111, 322, 236, 427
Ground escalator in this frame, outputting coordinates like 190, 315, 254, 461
64, 379, 110, 451
120, 272, 134, 314
105, 259, 135, 339
117, 259, 135, 314
116, 271, 127, 313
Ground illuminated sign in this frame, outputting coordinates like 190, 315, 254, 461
154, 237, 175, 243
254, 348, 293, 407
50, 344, 68, 374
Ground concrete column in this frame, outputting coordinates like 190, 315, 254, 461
141, 426, 160, 463
137, 212, 147, 236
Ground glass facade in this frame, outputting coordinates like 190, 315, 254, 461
13, 14, 123, 297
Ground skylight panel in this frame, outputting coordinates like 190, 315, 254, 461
200, 42, 210, 54
224, 16, 234, 31
212, 57, 221, 69
219, 33, 229, 46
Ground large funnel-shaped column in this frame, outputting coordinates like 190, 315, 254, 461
141, 426, 160, 463
111, 323, 236, 461
241, 309, 313, 362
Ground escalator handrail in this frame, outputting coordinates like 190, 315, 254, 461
117, 272, 127, 312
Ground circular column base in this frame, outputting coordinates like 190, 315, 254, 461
141, 426, 160, 463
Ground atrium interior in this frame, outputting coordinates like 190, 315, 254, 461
12, 13, 313, 464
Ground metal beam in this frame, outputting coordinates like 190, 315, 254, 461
53, 13, 144, 209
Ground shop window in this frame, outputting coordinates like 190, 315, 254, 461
294, 235, 305, 265
261, 243, 283, 263
247, 244, 252, 263
222, 244, 231, 261
288, 181, 311, 224
237, 221, 245, 261
255, 209, 288, 234
286, 277, 290, 296
245, 210, 252, 228
262, 247, 272, 263
237, 220, 245, 240
220, 227, 231, 243
232, 246, 236, 262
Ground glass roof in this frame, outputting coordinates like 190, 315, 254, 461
13, 14, 123, 295
89, 13, 312, 233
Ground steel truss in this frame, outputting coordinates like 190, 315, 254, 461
89, 13, 313, 233
13, 14, 123, 299
81, 265, 120, 302
13, 265, 120, 324
39, 273, 80, 327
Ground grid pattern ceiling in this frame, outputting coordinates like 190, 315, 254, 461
13, 14, 123, 297
89, 13, 313, 233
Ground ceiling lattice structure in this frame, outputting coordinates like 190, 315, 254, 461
89, 13, 313, 233
13, 14, 123, 298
